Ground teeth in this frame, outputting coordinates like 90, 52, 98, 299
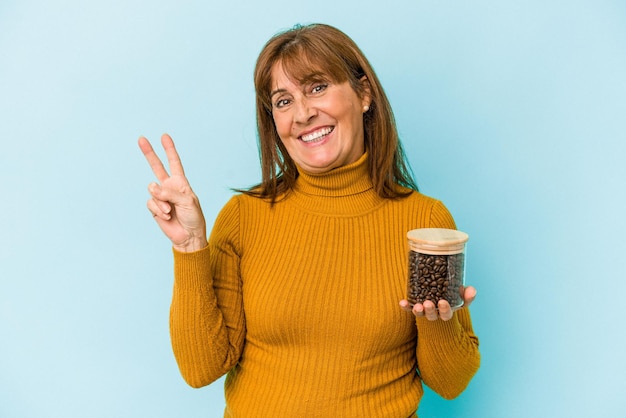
301, 127, 333, 142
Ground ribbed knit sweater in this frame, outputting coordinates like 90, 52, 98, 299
170, 153, 480, 417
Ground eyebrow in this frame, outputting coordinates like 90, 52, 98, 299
269, 72, 330, 100
270, 88, 287, 99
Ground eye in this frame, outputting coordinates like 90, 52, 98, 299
274, 98, 291, 109
311, 83, 328, 94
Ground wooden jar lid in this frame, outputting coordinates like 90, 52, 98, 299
407, 228, 469, 255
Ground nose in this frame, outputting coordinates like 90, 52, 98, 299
293, 96, 316, 124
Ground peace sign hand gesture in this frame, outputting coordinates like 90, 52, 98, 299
138, 134, 207, 253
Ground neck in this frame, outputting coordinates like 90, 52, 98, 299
290, 153, 385, 215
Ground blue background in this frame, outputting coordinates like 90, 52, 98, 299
1, 0, 624, 417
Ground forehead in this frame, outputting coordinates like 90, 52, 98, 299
270, 60, 328, 90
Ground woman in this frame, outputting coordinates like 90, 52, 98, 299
139, 23, 479, 417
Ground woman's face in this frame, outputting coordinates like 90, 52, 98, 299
270, 63, 370, 174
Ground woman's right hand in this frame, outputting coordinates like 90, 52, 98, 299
138, 134, 207, 252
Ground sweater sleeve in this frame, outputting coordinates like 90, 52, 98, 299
169, 196, 245, 388
415, 199, 480, 399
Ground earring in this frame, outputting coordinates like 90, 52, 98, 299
363, 105, 370, 112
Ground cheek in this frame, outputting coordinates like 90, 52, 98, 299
272, 113, 291, 138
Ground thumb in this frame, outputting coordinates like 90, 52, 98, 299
148, 183, 173, 214
463, 286, 477, 307
148, 182, 163, 198
148, 182, 179, 204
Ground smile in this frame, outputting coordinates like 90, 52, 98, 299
300, 127, 334, 143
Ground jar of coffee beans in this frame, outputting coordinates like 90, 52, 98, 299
406, 228, 468, 309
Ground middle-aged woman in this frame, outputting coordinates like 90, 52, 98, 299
139, 23, 480, 417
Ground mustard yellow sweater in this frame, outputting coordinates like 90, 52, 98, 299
170, 153, 480, 417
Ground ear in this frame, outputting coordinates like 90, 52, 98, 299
359, 76, 372, 110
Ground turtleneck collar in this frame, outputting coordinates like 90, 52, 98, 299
289, 152, 386, 216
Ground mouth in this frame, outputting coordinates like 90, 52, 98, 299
299, 126, 334, 143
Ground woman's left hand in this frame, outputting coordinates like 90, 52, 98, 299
399, 286, 477, 321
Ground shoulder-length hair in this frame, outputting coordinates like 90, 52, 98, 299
244, 23, 418, 202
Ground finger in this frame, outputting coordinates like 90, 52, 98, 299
463, 286, 477, 307
437, 300, 453, 321
161, 133, 186, 177
148, 180, 189, 209
139, 136, 170, 182
148, 183, 172, 214
406, 301, 423, 316
147, 198, 172, 221
399, 299, 413, 313
423, 300, 439, 321
410, 302, 425, 317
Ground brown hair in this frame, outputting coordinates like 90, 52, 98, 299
244, 23, 417, 202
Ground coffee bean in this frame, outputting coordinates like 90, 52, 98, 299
407, 252, 465, 308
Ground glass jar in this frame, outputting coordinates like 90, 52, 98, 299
406, 228, 469, 309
